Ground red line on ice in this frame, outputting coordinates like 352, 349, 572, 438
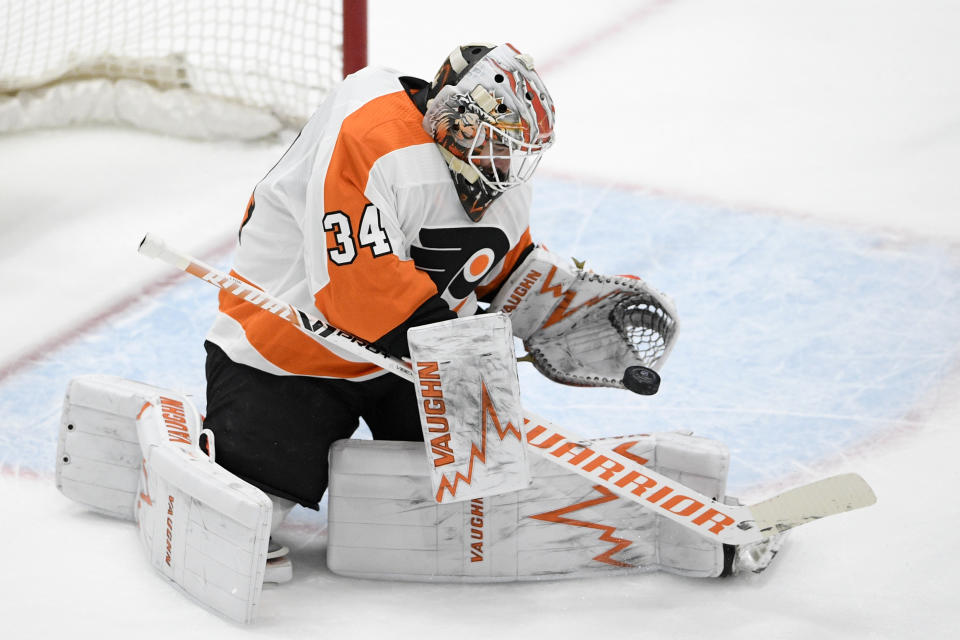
0, 236, 237, 385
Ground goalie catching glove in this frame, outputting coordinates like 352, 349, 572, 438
488, 246, 679, 390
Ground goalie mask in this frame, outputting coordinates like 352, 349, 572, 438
423, 43, 556, 221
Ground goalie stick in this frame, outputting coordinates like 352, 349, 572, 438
138, 233, 876, 546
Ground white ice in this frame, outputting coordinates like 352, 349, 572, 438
2, 1, 959, 637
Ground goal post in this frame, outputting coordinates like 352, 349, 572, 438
342, 0, 368, 77
0, 0, 368, 139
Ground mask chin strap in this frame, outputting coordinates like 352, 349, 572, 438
437, 145, 481, 184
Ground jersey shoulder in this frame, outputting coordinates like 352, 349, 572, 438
314, 69, 435, 200
336, 69, 432, 154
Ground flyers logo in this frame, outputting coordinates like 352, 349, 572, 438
410, 227, 510, 301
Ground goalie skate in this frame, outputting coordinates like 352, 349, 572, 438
719, 496, 787, 576
265, 539, 293, 584
728, 534, 786, 575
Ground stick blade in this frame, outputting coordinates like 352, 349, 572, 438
749, 473, 877, 537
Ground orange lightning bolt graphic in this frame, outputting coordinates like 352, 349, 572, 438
536, 266, 622, 330
530, 484, 635, 568
434, 380, 522, 502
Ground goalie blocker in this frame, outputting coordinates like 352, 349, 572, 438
407, 313, 530, 504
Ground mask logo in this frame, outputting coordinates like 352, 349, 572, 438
411, 227, 510, 300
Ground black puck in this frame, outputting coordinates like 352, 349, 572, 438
622, 365, 661, 395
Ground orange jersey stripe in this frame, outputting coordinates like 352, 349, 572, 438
218, 270, 381, 378
240, 193, 255, 230
314, 90, 440, 343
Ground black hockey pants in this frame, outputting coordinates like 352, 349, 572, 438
203, 341, 424, 509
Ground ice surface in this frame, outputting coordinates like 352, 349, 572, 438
2, 1, 959, 637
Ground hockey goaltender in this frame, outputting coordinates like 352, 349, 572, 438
54, 43, 876, 623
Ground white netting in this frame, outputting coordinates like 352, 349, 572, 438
609, 291, 677, 364
0, 0, 348, 137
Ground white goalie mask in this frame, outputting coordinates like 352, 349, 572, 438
423, 43, 556, 221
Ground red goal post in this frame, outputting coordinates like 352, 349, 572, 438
0, 0, 368, 138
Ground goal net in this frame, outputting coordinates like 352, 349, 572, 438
0, 0, 367, 139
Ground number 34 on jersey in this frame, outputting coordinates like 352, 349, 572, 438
323, 204, 392, 265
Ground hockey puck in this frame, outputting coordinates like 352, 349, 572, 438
622, 365, 661, 395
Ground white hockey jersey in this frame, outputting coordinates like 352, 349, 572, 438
207, 67, 535, 380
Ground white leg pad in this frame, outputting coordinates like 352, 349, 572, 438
56, 375, 272, 623
57, 375, 166, 519
135, 430, 271, 623
327, 432, 729, 582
